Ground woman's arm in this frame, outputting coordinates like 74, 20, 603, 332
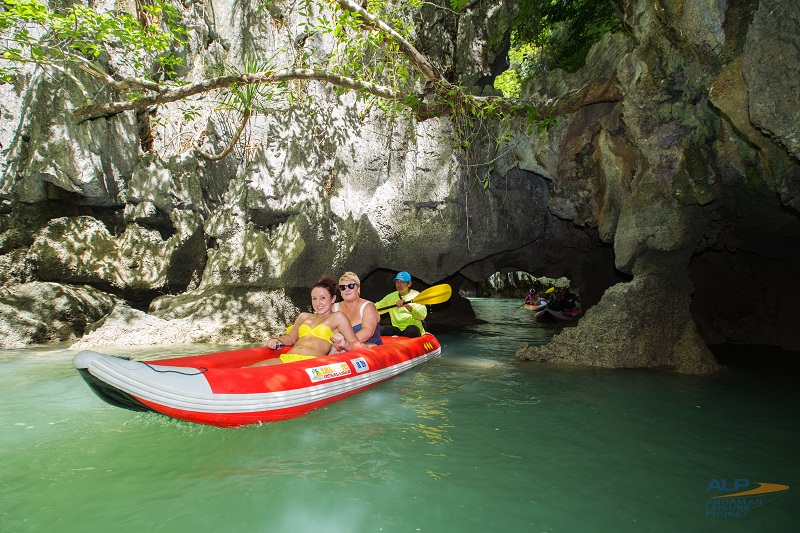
331, 313, 364, 351
266, 314, 304, 348
357, 302, 381, 343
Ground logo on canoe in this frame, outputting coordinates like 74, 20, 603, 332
350, 357, 369, 373
306, 362, 351, 382
423, 341, 433, 351
705, 479, 789, 518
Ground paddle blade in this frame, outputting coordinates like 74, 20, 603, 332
377, 284, 453, 313
413, 284, 452, 306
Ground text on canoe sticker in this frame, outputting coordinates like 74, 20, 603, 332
306, 361, 351, 382
351, 357, 369, 373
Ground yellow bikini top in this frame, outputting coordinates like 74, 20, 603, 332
297, 323, 334, 345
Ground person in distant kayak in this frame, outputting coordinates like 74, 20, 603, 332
524, 289, 543, 306
547, 290, 578, 312
375, 271, 427, 338
253, 275, 363, 365
331, 271, 383, 346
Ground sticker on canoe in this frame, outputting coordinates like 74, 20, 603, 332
306, 362, 352, 382
351, 357, 369, 373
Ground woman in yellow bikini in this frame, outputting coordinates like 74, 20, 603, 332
254, 275, 364, 365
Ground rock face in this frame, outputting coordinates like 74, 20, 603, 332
516, 268, 719, 375
1, 1, 799, 373
0, 282, 120, 348
513, 0, 800, 371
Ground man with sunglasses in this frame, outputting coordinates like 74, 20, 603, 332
374, 271, 427, 338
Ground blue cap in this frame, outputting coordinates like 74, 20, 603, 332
394, 271, 411, 282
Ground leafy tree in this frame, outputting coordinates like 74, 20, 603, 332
0, 0, 187, 97
0, 0, 577, 164
512, 0, 624, 78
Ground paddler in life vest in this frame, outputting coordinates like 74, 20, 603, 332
375, 271, 427, 338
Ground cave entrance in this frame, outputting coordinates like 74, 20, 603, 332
459, 270, 576, 300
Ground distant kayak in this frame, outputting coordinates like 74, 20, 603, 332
535, 308, 583, 323
74, 334, 441, 427
523, 303, 548, 311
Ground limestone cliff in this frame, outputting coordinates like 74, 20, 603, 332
1, 1, 798, 374
516, 0, 800, 372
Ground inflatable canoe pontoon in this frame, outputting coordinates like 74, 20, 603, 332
523, 303, 548, 311
534, 308, 583, 323
74, 334, 441, 427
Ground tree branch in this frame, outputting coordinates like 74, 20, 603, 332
334, 0, 445, 84
67, 2, 561, 130
72, 68, 406, 120
196, 109, 252, 161
112, 77, 162, 92
72, 2, 457, 122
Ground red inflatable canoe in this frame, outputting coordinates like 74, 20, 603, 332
74, 334, 441, 427
534, 308, 583, 323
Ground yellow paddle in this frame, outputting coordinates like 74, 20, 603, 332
545, 287, 555, 294
377, 284, 453, 314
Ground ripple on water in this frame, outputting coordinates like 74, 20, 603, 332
1, 299, 798, 531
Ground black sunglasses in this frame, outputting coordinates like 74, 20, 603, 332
339, 283, 358, 291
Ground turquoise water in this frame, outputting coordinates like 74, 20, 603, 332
1, 299, 797, 532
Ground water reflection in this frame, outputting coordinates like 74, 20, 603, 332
399, 365, 456, 448
2, 299, 798, 531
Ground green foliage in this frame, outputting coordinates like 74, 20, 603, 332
211, 55, 287, 115
524, 105, 557, 135
512, 0, 623, 78
1, 0, 556, 173
309, 0, 422, 95
0, 0, 187, 84
494, 68, 521, 98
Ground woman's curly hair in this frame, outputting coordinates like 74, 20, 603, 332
313, 275, 337, 297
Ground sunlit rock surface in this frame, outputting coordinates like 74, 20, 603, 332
0, 282, 120, 348
1, 1, 798, 372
